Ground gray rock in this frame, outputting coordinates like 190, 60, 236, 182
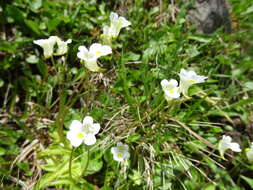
187, 0, 231, 34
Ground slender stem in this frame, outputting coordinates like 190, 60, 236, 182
56, 93, 68, 147
69, 147, 75, 180
83, 147, 90, 173
51, 56, 57, 72
66, 70, 90, 108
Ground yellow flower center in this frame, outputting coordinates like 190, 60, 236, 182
169, 89, 174, 94
188, 79, 196, 84
117, 153, 123, 158
77, 132, 84, 139
95, 50, 102, 55
117, 20, 123, 26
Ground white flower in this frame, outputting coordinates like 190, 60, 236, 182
109, 12, 131, 36
179, 69, 208, 95
33, 36, 71, 58
102, 26, 114, 41
77, 43, 112, 72
54, 38, 72, 56
34, 37, 55, 58
161, 79, 180, 101
102, 12, 131, 42
218, 135, 241, 157
111, 142, 130, 162
246, 143, 253, 163
66, 116, 100, 147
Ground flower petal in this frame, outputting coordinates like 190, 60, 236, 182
169, 79, 178, 87
89, 43, 112, 57
117, 142, 123, 147
230, 142, 241, 152
83, 116, 93, 125
69, 120, 83, 131
110, 12, 119, 23
113, 154, 124, 162
84, 59, 102, 72
111, 147, 117, 154
78, 46, 88, 53
123, 144, 129, 151
67, 131, 84, 147
222, 135, 232, 143
161, 79, 178, 90
123, 151, 130, 159
77, 51, 85, 60
92, 123, 100, 135
83, 134, 96, 146
118, 17, 131, 27
161, 79, 169, 88
89, 43, 102, 52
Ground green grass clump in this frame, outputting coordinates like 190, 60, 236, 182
0, 0, 253, 189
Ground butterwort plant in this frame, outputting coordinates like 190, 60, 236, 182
77, 43, 112, 72
160, 68, 208, 105
67, 116, 100, 147
111, 142, 130, 162
179, 68, 208, 96
218, 135, 241, 158
66, 116, 101, 179
102, 12, 131, 44
161, 79, 180, 101
34, 36, 72, 58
